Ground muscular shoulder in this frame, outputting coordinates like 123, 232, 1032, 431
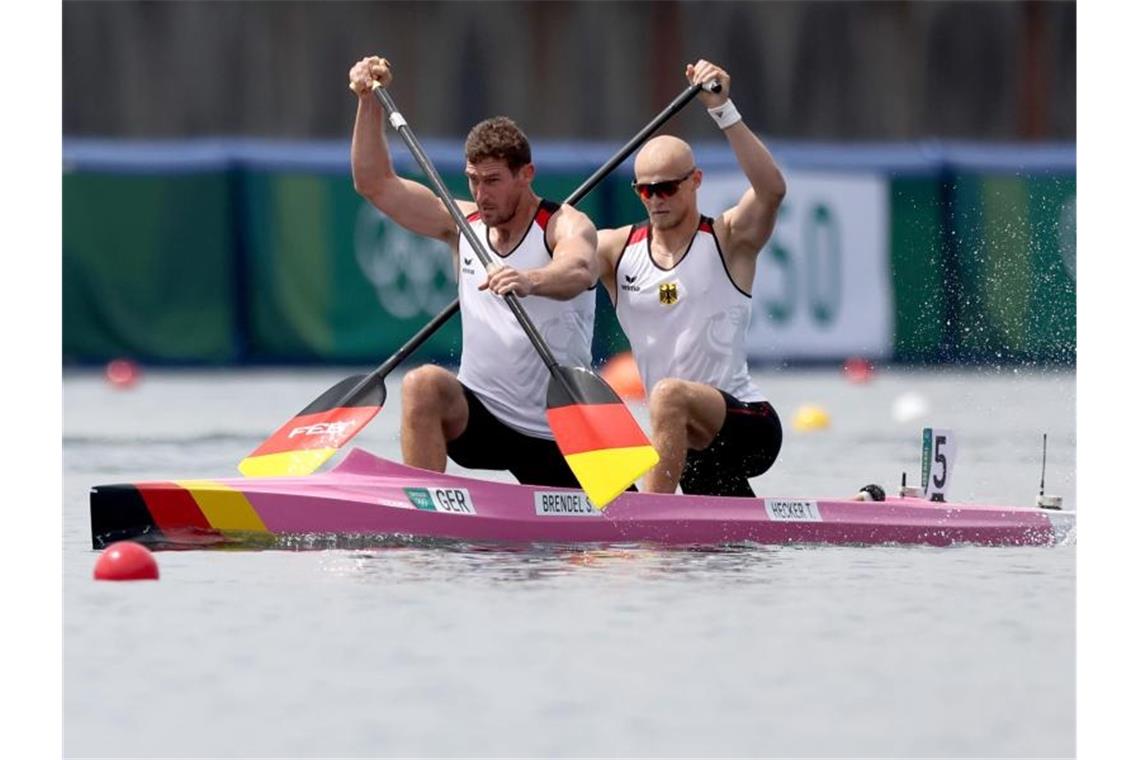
711, 212, 760, 262
597, 225, 634, 265
598, 224, 635, 246
543, 204, 598, 260
711, 214, 730, 244
547, 203, 595, 238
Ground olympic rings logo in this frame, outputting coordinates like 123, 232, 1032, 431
353, 203, 457, 319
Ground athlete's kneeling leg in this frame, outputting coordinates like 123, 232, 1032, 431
679, 395, 783, 497
445, 388, 581, 488
645, 378, 727, 493
400, 365, 469, 472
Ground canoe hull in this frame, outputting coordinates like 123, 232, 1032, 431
90, 448, 1074, 550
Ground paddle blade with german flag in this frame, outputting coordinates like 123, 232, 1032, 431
238, 374, 386, 478
546, 366, 659, 508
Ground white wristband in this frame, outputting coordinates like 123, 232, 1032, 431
707, 99, 742, 130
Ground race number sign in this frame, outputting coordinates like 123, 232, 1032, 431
698, 170, 893, 360
921, 428, 957, 502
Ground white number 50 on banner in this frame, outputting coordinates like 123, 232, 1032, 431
698, 170, 893, 361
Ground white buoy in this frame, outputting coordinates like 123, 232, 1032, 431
891, 391, 930, 424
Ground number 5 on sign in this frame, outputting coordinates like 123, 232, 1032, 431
921, 428, 957, 502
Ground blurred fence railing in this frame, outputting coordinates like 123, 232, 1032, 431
62, 138, 1075, 367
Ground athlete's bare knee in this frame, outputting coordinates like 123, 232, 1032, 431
649, 378, 690, 419
402, 366, 467, 437
402, 366, 455, 412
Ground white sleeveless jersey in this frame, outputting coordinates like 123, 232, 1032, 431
614, 217, 764, 403
456, 200, 597, 438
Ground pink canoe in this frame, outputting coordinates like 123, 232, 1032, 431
89, 448, 1075, 550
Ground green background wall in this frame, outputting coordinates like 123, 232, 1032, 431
62, 141, 1075, 366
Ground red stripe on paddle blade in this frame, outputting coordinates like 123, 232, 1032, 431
547, 403, 652, 456
240, 373, 386, 478
544, 366, 659, 506
243, 405, 381, 458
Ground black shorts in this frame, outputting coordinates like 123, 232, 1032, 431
679, 391, 782, 497
446, 384, 580, 488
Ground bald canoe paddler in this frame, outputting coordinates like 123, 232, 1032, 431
596, 59, 787, 496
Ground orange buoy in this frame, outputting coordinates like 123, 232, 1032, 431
93, 541, 159, 581
105, 358, 141, 389
599, 352, 646, 401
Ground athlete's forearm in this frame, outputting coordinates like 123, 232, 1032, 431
528, 255, 597, 300
351, 96, 398, 197
723, 122, 786, 203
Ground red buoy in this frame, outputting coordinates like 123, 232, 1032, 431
93, 541, 159, 581
842, 357, 874, 384
105, 359, 141, 389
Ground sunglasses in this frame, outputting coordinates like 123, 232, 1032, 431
632, 168, 695, 200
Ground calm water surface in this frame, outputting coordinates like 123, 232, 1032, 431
63, 366, 1075, 758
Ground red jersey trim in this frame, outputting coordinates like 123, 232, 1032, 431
535, 199, 560, 230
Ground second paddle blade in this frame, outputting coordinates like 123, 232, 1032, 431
546, 366, 659, 508
238, 374, 386, 478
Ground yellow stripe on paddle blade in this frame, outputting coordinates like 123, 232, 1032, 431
564, 445, 660, 509
175, 480, 269, 534
238, 448, 337, 478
